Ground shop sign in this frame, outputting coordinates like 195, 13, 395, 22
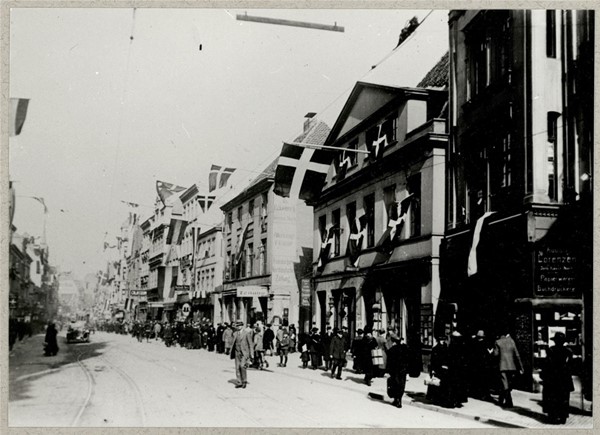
237, 286, 269, 297
173, 285, 190, 293
535, 247, 577, 296
130, 290, 146, 297
300, 279, 311, 307
182, 303, 191, 317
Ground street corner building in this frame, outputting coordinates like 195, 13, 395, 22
440, 10, 593, 396
308, 77, 449, 372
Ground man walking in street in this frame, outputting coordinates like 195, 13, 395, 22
386, 332, 409, 408
329, 328, 346, 379
263, 324, 275, 357
494, 329, 523, 408
230, 321, 254, 388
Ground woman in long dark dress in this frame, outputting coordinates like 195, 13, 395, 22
44, 323, 59, 356
541, 332, 574, 424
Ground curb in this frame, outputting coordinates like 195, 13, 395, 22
368, 390, 526, 428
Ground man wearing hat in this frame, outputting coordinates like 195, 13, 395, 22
309, 327, 322, 370
470, 330, 494, 401
329, 328, 346, 379
541, 331, 574, 424
494, 329, 523, 407
386, 332, 410, 407
230, 321, 254, 388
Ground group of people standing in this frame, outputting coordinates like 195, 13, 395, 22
428, 329, 575, 425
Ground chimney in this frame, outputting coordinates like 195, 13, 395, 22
304, 112, 317, 132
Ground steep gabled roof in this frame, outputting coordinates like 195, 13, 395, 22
418, 51, 449, 89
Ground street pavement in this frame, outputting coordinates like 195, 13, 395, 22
8, 331, 593, 429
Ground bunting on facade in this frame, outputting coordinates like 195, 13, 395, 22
10, 98, 29, 137
317, 225, 338, 271
377, 193, 414, 255
467, 211, 495, 277
347, 215, 367, 268
208, 165, 236, 192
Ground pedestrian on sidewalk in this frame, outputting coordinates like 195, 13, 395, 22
329, 328, 346, 380
216, 323, 225, 353
223, 324, 234, 355
362, 328, 378, 386
375, 329, 388, 378
449, 330, 469, 406
43, 322, 59, 356
253, 325, 266, 369
386, 332, 409, 408
298, 331, 310, 368
494, 329, 523, 408
288, 324, 297, 353
541, 332, 574, 424
278, 328, 290, 367
469, 330, 495, 401
309, 327, 322, 370
230, 321, 254, 389
263, 324, 275, 357
351, 329, 365, 373
428, 334, 455, 408
322, 325, 334, 371
153, 321, 162, 340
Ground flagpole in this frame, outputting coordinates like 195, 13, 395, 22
283, 141, 371, 155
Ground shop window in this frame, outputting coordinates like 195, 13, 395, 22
332, 209, 340, 256
533, 308, 582, 373
420, 304, 434, 348
363, 194, 375, 247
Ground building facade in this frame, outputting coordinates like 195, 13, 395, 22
312, 81, 448, 370
443, 10, 593, 393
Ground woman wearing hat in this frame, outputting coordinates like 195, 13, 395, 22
386, 332, 410, 407
541, 332, 574, 424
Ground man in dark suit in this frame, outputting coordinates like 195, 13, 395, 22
231, 321, 254, 388
329, 328, 346, 379
494, 330, 523, 407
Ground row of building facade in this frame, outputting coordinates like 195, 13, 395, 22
97, 10, 593, 396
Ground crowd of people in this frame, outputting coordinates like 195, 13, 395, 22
97, 319, 575, 424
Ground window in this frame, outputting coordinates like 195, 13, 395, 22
227, 212, 233, 231
346, 202, 356, 246
318, 214, 327, 241
547, 112, 560, 200
260, 193, 268, 232
247, 242, 254, 276
407, 174, 421, 237
363, 194, 375, 247
261, 239, 267, 275
332, 209, 341, 256
248, 199, 254, 218
546, 10, 557, 58
383, 184, 396, 221
421, 304, 434, 348
465, 11, 512, 99
348, 138, 358, 166
237, 206, 243, 223
225, 251, 231, 280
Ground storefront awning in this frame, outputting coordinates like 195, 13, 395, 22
314, 274, 366, 293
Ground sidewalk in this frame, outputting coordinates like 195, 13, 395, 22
368, 371, 593, 428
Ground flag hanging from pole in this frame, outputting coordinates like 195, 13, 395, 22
377, 193, 414, 255
166, 216, 188, 246
336, 149, 352, 181
467, 212, 495, 277
273, 119, 332, 202
317, 225, 338, 271
9, 98, 29, 137
208, 165, 236, 192
156, 180, 186, 213
197, 194, 216, 213
346, 215, 367, 268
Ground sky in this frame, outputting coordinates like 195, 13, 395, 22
9, 7, 448, 279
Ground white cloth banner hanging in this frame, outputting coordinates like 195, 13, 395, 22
467, 212, 495, 277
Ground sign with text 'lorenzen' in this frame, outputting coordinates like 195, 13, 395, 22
237, 286, 269, 297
